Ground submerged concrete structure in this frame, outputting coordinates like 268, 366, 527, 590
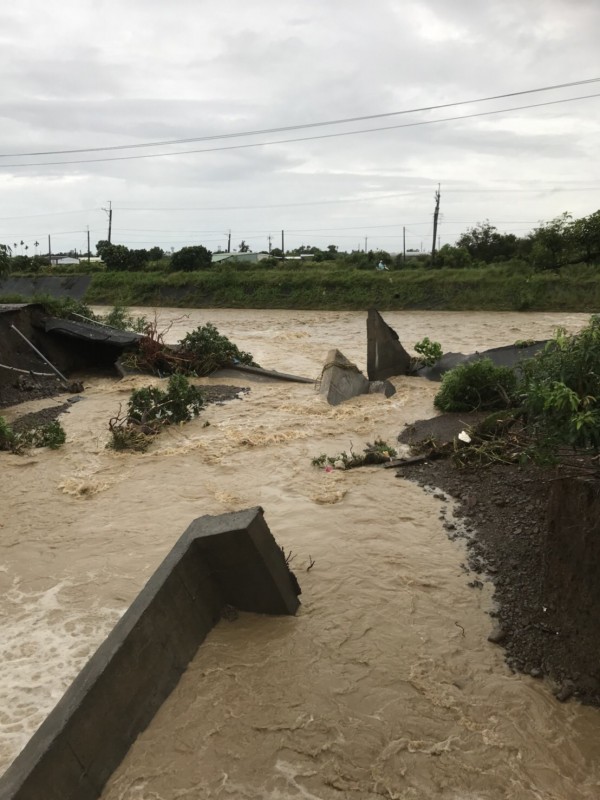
0, 507, 300, 800
319, 348, 395, 406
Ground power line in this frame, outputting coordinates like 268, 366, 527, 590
1, 92, 599, 169
2, 77, 599, 159
0, 208, 99, 220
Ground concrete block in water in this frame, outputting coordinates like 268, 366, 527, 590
367, 309, 412, 381
0, 507, 300, 800
368, 380, 396, 398
319, 349, 370, 406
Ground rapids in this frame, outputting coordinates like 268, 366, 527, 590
1, 309, 598, 799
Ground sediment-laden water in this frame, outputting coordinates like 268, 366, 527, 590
1, 309, 598, 799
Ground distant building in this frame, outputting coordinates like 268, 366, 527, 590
212, 252, 270, 264
49, 256, 79, 266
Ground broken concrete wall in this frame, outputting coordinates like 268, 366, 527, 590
366, 309, 412, 381
0, 507, 300, 800
0, 275, 91, 301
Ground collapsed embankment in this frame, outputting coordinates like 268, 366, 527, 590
3, 267, 600, 310
401, 452, 600, 705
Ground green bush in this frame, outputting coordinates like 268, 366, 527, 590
179, 323, 256, 375
434, 358, 517, 412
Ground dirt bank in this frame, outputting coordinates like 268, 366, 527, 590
398, 417, 600, 705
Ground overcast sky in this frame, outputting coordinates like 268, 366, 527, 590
1, 0, 599, 256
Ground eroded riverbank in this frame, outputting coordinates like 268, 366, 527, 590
2, 309, 599, 799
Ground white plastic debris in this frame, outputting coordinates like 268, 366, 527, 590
458, 430, 471, 443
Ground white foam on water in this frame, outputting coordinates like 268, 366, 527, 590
0, 577, 123, 772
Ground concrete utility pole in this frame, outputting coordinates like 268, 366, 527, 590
364, 236, 368, 252
268, 234, 272, 253
227, 230, 231, 253
87, 226, 91, 262
102, 201, 112, 243
403, 226, 406, 264
431, 184, 440, 265
48, 234, 52, 262
281, 230, 285, 261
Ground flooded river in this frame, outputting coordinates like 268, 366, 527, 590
1, 309, 599, 799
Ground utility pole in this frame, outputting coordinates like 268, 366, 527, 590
87, 226, 91, 263
102, 201, 112, 243
268, 234, 272, 253
281, 230, 285, 261
227, 230, 231, 253
48, 234, 52, 263
364, 236, 368, 252
403, 226, 406, 264
431, 184, 440, 265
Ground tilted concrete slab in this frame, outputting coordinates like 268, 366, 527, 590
366, 309, 412, 381
0, 507, 300, 800
319, 349, 370, 406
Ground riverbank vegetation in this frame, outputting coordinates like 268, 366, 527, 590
2, 210, 600, 311
428, 315, 600, 466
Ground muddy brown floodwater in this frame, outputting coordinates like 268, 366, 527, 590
1, 309, 599, 799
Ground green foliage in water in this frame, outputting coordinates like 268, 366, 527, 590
311, 439, 397, 469
179, 323, 257, 375
102, 305, 148, 332
434, 358, 518, 412
0, 416, 66, 453
108, 375, 205, 452
414, 337, 443, 366
128, 374, 205, 426
0, 416, 15, 449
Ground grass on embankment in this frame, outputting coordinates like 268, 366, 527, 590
82, 266, 600, 311
3, 264, 600, 311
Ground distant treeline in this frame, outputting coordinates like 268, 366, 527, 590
1, 210, 600, 277
1, 210, 600, 311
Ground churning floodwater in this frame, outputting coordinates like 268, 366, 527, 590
1, 309, 599, 799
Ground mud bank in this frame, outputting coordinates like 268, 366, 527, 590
400, 454, 600, 705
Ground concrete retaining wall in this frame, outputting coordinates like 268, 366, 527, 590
0, 507, 300, 800
0, 276, 91, 300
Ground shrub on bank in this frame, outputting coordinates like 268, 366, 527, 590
434, 358, 518, 412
